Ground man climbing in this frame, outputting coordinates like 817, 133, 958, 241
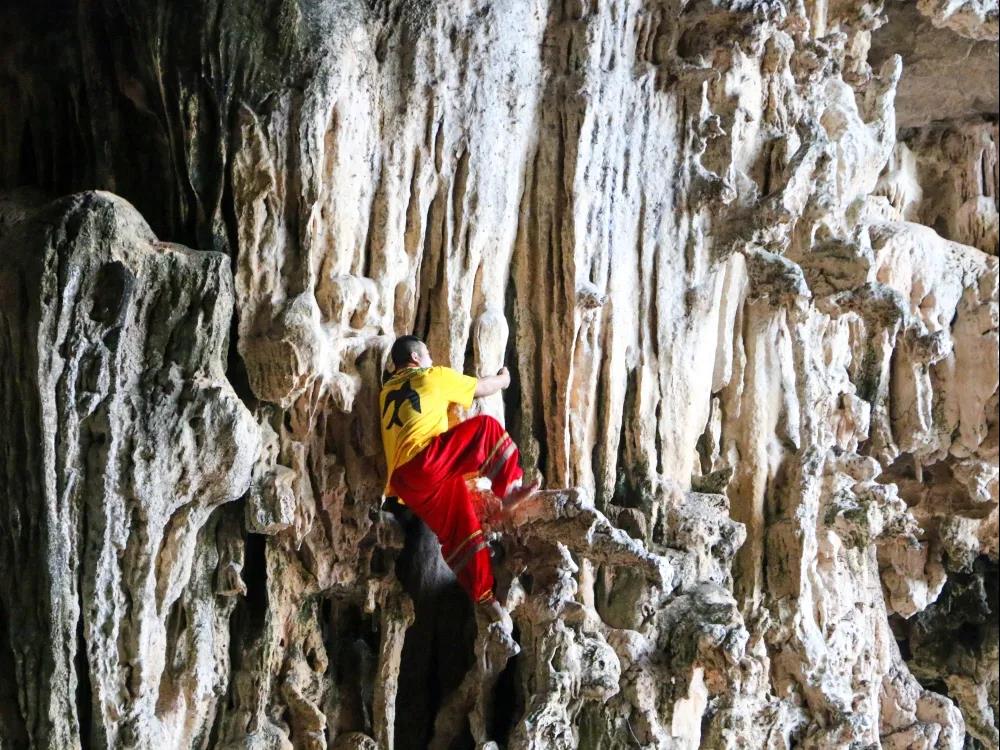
379, 335, 537, 625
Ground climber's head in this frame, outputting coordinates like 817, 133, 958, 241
390, 335, 432, 371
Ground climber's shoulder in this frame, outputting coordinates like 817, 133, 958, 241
381, 366, 434, 391
425, 365, 456, 378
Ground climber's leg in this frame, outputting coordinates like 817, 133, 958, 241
499, 478, 541, 515
474, 422, 523, 500
439, 414, 539, 510
404, 414, 525, 497
392, 415, 535, 603
438, 477, 495, 603
477, 597, 507, 624
392, 453, 495, 603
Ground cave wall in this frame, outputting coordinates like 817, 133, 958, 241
0, 1, 997, 749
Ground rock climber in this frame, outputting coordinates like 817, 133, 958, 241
379, 334, 537, 625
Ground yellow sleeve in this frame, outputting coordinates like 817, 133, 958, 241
429, 366, 478, 408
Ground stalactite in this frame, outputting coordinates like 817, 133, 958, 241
0, 0, 997, 748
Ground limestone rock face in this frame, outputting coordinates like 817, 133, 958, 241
0, 192, 259, 748
879, 119, 999, 256
870, 0, 999, 127
0, 1, 997, 750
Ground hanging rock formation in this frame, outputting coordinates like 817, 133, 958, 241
0, 0, 997, 748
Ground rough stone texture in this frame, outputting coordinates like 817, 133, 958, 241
918, 0, 999, 40
0, 1, 998, 749
0, 192, 258, 748
879, 118, 999, 256
870, 1, 999, 128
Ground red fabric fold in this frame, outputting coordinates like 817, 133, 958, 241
391, 415, 523, 602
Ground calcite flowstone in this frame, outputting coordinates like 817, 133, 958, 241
0, 191, 259, 748
0, 0, 998, 749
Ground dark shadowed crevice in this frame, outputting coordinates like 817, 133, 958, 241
73, 625, 94, 749
893, 556, 999, 748
17, 123, 39, 187
502, 276, 525, 455
0, 597, 28, 745
490, 623, 522, 745
240, 532, 269, 639
612, 365, 639, 509
413, 194, 439, 343
387, 501, 475, 749
653, 398, 663, 475
327, 598, 379, 736
224, 308, 256, 409
221, 138, 241, 264
208, 525, 268, 746
156, 598, 187, 718
591, 341, 614, 511
462, 314, 476, 376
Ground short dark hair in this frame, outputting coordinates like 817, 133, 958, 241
390, 335, 424, 368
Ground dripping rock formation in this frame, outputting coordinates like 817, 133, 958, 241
0, 1, 997, 749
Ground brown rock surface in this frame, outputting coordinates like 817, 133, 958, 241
0, 1, 997, 748
870, 0, 999, 128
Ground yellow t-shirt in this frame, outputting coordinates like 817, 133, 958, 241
380, 365, 478, 493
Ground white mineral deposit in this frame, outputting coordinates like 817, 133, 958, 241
0, 0, 996, 748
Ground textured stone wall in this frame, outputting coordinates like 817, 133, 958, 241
0, 1, 997, 749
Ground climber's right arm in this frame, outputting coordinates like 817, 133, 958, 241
473, 367, 511, 398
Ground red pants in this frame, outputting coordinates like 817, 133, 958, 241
391, 415, 523, 603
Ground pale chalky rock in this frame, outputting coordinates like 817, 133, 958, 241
0, 191, 259, 748
0, 0, 997, 748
